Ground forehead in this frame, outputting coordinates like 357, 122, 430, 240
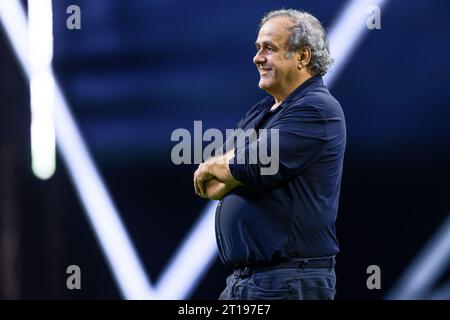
256, 17, 293, 45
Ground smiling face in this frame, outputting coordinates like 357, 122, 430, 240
253, 17, 300, 100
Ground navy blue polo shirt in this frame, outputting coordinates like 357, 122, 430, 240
215, 75, 346, 268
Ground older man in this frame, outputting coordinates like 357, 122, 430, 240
193, 9, 346, 300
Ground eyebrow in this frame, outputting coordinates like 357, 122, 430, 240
255, 40, 278, 48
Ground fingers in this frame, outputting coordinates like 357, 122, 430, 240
198, 179, 205, 195
193, 164, 213, 198
193, 169, 206, 198
193, 175, 199, 195
198, 190, 209, 199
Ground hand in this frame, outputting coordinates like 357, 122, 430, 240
193, 151, 241, 199
193, 162, 213, 197
204, 178, 231, 200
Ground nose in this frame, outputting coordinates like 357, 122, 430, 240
253, 49, 265, 66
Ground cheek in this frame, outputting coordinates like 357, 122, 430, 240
280, 61, 296, 77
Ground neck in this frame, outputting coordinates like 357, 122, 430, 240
272, 72, 313, 105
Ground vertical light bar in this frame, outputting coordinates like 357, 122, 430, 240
28, 0, 56, 180
0, 0, 155, 299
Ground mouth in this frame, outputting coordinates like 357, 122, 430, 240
258, 67, 272, 76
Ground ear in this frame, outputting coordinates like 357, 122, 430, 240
297, 46, 312, 69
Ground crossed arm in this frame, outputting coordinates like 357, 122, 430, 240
193, 149, 242, 200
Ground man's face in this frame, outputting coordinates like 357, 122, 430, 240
253, 17, 298, 96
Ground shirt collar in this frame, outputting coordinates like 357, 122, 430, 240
285, 75, 323, 103
264, 75, 324, 111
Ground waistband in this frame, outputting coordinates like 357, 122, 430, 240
233, 257, 336, 278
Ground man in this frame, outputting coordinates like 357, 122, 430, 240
193, 9, 346, 300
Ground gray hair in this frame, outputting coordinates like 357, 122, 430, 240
259, 9, 333, 76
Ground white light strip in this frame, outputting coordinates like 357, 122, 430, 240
28, 0, 56, 180
324, 0, 387, 86
154, 0, 390, 299
386, 212, 450, 300
0, 0, 155, 299
155, 201, 219, 299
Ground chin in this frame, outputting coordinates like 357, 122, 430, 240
258, 80, 273, 92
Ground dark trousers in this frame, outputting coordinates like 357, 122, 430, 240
219, 258, 336, 300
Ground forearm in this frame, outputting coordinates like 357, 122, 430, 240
204, 178, 229, 200
207, 162, 233, 183
193, 149, 242, 199
207, 150, 241, 187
